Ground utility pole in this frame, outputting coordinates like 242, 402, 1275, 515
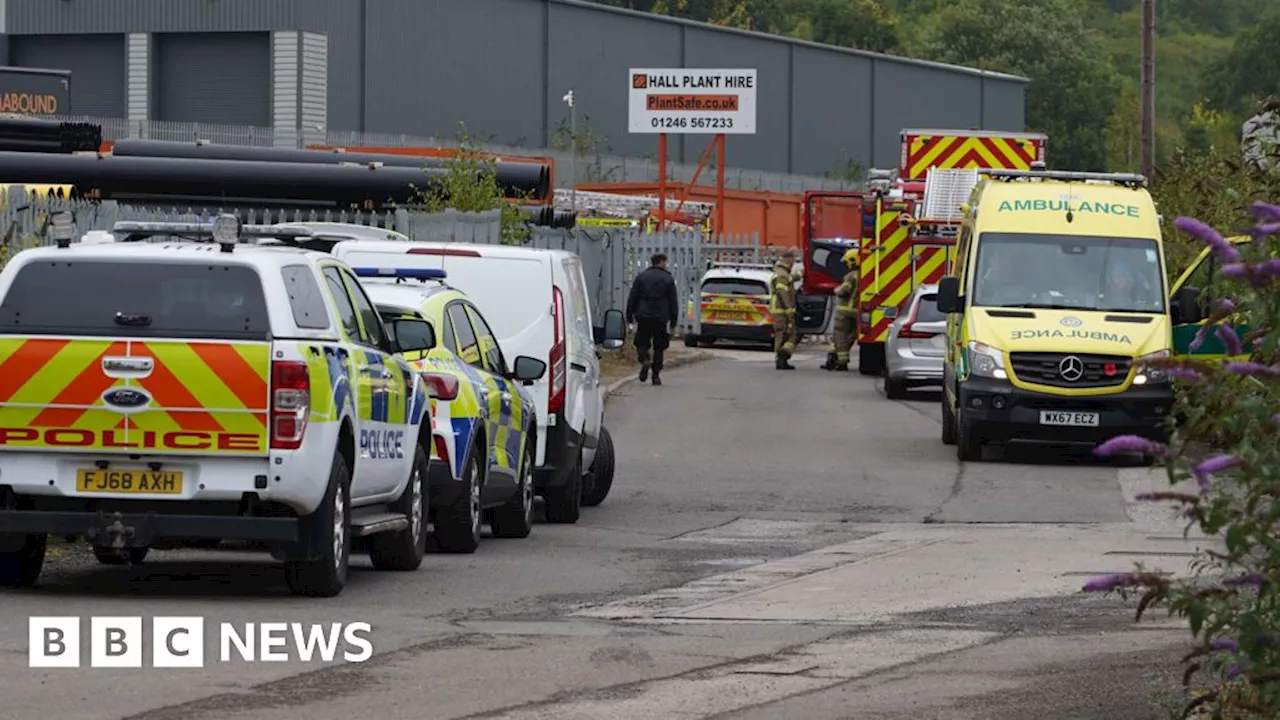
562, 90, 577, 212
1140, 0, 1155, 178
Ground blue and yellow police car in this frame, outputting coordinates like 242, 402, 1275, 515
353, 267, 544, 554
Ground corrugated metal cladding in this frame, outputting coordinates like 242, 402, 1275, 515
154, 32, 271, 125
8, 34, 126, 116
2, 0, 1028, 177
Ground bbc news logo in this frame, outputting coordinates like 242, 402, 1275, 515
29, 617, 374, 668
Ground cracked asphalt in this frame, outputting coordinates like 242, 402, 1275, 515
0, 342, 1192, 720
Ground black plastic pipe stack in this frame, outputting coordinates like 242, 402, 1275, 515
0, 117, 102, 153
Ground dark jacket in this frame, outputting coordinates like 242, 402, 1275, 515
626, 265, 679, 326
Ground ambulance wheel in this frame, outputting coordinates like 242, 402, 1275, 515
368, 442, 429, 571
684, 334, 698, 348
582, 426, 615, 507
858, 344, 883, 376
492, 440, 535, 538
941, 394, 958, 445
955, 409, 982, 462
697, 338, 715, 348
93, 546, 149, 565
433, 443, 483, 553
285, 449, 351, 598
0, 533, 46, 588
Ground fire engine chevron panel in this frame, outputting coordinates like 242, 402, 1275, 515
899, 129, 1047, 182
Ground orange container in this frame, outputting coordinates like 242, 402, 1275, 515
575, 182, 804, 246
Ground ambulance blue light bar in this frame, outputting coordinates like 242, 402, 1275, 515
352, 267, 447, 280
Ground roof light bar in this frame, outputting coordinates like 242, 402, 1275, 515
352, 267, 448, 280
978, 168, 1147, 187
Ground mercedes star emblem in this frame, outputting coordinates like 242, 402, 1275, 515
1060, 316, 1083, 327
1058, 355, 1085, 381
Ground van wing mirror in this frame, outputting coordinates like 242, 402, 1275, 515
511, 355, 547, 384
1171, 286, 1203, 325
597, 308, 625, 349
389, 318, 435, 353
935, 276, 963, 314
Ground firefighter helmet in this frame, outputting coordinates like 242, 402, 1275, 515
842, 248, 858, 266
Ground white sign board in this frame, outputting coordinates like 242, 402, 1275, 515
628, 68, 756, 134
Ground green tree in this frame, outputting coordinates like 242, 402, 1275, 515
919, 0, 1122, 170
1203, 5, 1280, 117
419, 123, 531, 246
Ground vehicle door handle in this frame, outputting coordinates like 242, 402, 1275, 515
571, 362, 587, 372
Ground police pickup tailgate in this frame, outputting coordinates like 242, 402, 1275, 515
0, 254, 275, 469
0, 336, 271, 457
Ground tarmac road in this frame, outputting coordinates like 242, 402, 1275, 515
0, 343, 1207, 720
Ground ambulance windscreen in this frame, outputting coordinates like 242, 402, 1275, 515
971, 233, 1165, 313
0, 260, 271, 340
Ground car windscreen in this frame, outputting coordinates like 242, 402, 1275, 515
0, 259, 271, 340
702, 278, 768, 295
914, 294, 945, 322
972, 233, 1165, 313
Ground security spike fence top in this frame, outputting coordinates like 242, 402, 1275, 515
0, 188, 823, 338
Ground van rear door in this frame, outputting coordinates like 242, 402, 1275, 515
0, 258, 273, 456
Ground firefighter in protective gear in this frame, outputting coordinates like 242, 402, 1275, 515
770, 249, 799, 370
822, 248, 859, 371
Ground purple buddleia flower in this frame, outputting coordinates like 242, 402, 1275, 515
1211, 638, 1240, 652
1273, 414, 1280, 425
1166, 366, 1203, 381
1227, 664, 1244, 679
1223, 574, 1267, 587
1189, 325, 1209, 352
1194, 455, 1243, 492
1257, 258, 1280, 278
1094, 435, 1166, 458
1214, 298, 1236, 314
1222, 263, 1247, 278
1252, 221, 1280, 238
1215, 325, 1244, 356
1226, 362, 1280, 377
1251, 201, 1280, 222
1175, 217, 1241, 262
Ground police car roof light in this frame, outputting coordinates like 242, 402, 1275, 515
352, 267, 447, 281
110, 221, 318, 246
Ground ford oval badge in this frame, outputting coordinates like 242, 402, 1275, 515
103, 387, 151, 408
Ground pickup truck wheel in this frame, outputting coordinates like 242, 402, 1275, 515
285, 450, 351, 597
491, 441, 535, 538
544, 451, 582, 524
93, 546, 149, 565
582, 427, 615, 507
369, 443, 429, 571
0, 533, 46, 588
434, 445, 482, 553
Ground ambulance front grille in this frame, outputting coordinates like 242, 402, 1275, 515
1008, 352, 1132, 388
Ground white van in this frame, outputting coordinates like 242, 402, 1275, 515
330, 240, 626, 524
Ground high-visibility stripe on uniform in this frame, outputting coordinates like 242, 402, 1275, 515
905, 135, 1040, 181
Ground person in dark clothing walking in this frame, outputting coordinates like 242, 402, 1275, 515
626, 252, 679, 385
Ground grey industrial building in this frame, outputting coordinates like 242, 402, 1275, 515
0, 0, 1029, 177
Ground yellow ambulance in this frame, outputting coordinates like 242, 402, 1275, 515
935, 167, 1176, 461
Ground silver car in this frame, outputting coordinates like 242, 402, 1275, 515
883, 284, 946, 398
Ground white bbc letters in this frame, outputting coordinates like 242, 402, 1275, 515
91, 617, 143, 667
28, 617, 80, 668
153, 617, 205, 668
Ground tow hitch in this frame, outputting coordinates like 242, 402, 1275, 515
85, 512, 136, 548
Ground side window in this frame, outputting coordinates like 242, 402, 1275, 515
561, 259, 594, 344
1181, 252, 1217, 313
282, 265, 330, 329
340, 270, 387, 349
447, 302, 481, 368
322, 267, 360, 339
441, 313, 459, 353
465, 304, 506, 375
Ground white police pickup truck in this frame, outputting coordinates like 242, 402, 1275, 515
0, 214, 433, 597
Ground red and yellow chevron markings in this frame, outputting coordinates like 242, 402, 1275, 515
858, 202, 914, 344
0, 337, 270, 453
906, 135, 1039, 180
863, 244, 953, 342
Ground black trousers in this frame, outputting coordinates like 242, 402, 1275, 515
634, 319, 670, 371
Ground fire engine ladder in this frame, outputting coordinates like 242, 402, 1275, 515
912, 168, 979, 287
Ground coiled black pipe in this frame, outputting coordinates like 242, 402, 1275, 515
108, 138, 549, 200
